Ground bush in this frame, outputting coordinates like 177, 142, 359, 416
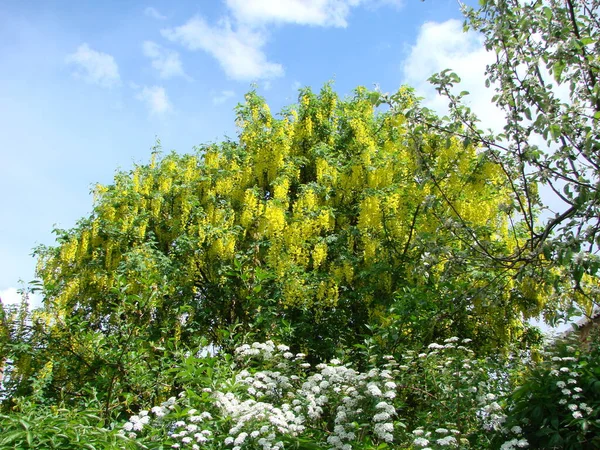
120, 339, 512, 449
0, 400, 133, 449
496, 333, 600, 449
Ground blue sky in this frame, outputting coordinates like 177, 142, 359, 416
0, 0, 502, 306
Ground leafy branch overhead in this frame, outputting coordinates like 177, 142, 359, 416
430, 0, 599, 305
390, 0, 600, 323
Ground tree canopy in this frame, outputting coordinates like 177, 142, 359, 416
2, 84, 546, 411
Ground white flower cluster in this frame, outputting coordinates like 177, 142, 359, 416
236, 369, 293, 399
548, 355, 592, 419
122, 410, 150, 435
215, 391, 305, 450
297, 356, 398, 448
121, 397, 214, 449
235, 341, 278, 358
234, 341, 300, 364
412, 426, 463, 449
500, 437, 529, 449
401, 338, 502, 435
479, 395, 506, 432
122, 339, 505, 450
233, 343, 401, 449
121, 396, 177, 438
499, 425, 528, 450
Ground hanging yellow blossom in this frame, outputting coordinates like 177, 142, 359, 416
33, 83, 534, 368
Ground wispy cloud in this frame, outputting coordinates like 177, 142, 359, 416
212, 90, 236, 105
143, 41, 188, 79
226, 0, 403, 27
162, 17, 283, 81
136, 85, 172, 115
144, 6, 167, 20
66, 43, 120, 87
162, 1, 404, 82
226, 0, 360, 28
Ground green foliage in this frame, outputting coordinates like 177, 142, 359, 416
1, 279, 199, 418
0, 400, 132, 449
498, 333, 600, 449
119, 339, 513, 450
0, 292, 41, 401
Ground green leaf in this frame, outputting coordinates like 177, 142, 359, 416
1, 431, 25, 445
368, 91, 381, 106
553, 61, 566, 82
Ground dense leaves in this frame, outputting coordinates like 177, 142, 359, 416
497, 332, 600, 449
0, 401, 128, 449
113, 339, 513, 449
36, 86, 524, 351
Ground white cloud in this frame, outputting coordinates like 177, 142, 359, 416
0, 287, 42, 308
374, 0, 404, 7
162, 17, 283, 81
136, 85, 172, 115
226, 0, 362, 28
163, 1, 403, 81
142, 41, 188, 79
226, 0, 403, 27
402, 19, 501, 131
66, 43, 120, 87
212, 90, 236, 105
144, 6, 166, 20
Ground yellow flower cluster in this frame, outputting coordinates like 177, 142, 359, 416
358, 196, 383, 233
262, 203, 286, 237
312, 242, 328, 269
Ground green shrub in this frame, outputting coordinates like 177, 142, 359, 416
496, 333, 600, 449
0, 401, 134, 449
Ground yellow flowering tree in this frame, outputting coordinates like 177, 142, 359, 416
19, 85, 543, 410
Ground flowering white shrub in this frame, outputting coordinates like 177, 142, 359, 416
111, 336, 598, 448
119, 337, 523, 449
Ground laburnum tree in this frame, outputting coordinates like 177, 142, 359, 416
5, 85, 545, 413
